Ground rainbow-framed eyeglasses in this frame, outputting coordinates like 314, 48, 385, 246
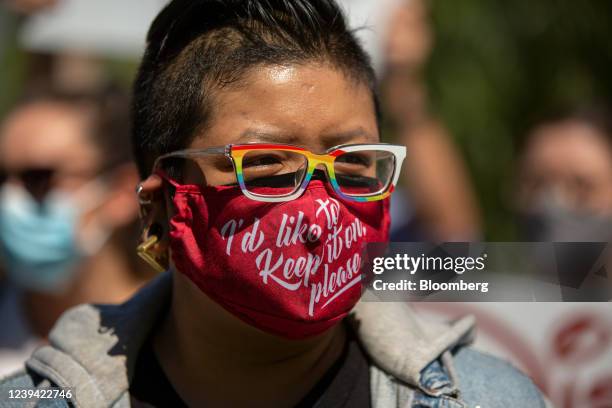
153, 143, 406, 202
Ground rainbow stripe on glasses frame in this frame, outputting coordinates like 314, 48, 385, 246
153, 143, 406, 203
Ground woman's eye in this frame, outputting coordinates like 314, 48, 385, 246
243, 155, 282, 168
337, 153, 371, 167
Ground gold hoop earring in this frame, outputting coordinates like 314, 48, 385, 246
137, 234, 166, 273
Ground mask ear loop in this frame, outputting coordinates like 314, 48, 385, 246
135, 182, 168, 273
154, 168, 181, 188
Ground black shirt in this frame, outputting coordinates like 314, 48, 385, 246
129, 327, 371, 408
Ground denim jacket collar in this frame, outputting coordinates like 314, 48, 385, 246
25, 272, 476, 408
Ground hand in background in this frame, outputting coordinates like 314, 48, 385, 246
384, 0, 433, 71
382, 0, 483, 241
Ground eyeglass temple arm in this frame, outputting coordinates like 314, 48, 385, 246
150, 146, 229, 174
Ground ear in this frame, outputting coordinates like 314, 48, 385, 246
135, 172, 170, 272
136, 172, 171, 226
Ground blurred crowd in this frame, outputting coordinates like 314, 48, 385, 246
0, 0, 610, 404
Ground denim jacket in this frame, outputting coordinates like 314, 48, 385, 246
0, 272, 550, 408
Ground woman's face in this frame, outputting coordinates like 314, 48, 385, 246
183, 63, 379, 186
517, 120, 612, 216
147, 63, 385, 337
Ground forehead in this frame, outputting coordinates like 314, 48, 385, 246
191, 63, 378, 151
0, 102, 101, 171
523, 121, 612, 177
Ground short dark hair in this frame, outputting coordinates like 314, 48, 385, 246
131, 0, 379, 178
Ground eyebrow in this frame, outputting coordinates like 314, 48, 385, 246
237, 127, 377, 146
237, 130, 300, 144
319, 128, 377, 145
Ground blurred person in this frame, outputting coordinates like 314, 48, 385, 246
0, 1, 546, 407
339, 0, 482, 241
0, 86, 152, 376
516, 106, 612, 299
516, 106, 612, 241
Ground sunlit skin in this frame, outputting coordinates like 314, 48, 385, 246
138, 63, 379, 407
518, 120, 612, 216
0, 101, 142, 336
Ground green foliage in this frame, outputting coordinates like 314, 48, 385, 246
0, 14, 27, 118
426, 0, 612, 239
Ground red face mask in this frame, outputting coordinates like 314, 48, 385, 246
165, 177, 390, 339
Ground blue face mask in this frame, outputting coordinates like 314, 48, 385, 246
0, 183, 108, 293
